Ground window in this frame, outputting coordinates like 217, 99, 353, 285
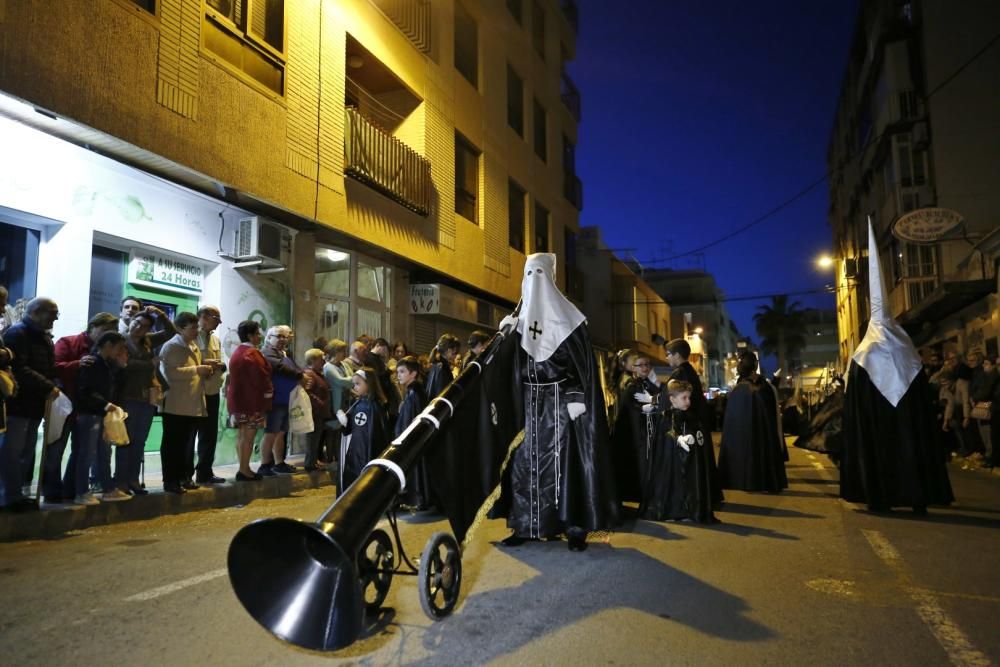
455, 133, 480, 223
506, 0, 522, 24
532, 1, 545, 61
895, 136, 926, 187
533, 98, 547, 161
128, 0, 156, 13
204, 0, 285, 95
509, 180, 526, 252
534, 201, 549, 252
507, 65, 524, 136
563, 134, 576, 173
454, 1, 478, 88
564, 226, 578, 297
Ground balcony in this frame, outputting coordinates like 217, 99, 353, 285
563, 171, 583, 211
369, 0, 431, 54
344, 107, 431, 216
561, 71, 581, 122
560, 0, 579, 32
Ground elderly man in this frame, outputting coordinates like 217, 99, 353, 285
54, 312, 121, 502
160, 312, 214, 494
1, 298, 60, 511
190, 305, 227, 485
259, 325, 309, 476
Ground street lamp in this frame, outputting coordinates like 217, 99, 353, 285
816, 254, 835, 269
693, 326, 704, 335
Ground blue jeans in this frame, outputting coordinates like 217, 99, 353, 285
41, 417, 73, 500
116, 400, 155, 489
64, 413, 104, 498
0, 415, 41, 506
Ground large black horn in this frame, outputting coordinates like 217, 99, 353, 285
227, 305, 519, 651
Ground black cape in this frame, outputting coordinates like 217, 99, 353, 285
611, 376, 660, 503
641, 408, 716, 523
669, 362, 724, 507
718, 375, 788, 492
794, 390, 844, 463
396, 382, 431, 508
339, 396, 390, 496
840, 362, 953, 510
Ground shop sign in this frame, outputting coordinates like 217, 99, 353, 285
128, 249, 204, 295
409, 284, 440, 314
892, 207, 964, 243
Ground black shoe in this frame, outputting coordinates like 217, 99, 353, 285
181, 480, 200, 490
500, 533, 528, 547
272, 462, 298, 474
163, 483, 186, 495
9, 499, 39, 513
235, 471, 262, 482
196, 474, 226, 485
567, 527, 588, 552
257, 465, 277, 477
43, 496, 62, 505
129, 486, 149, 496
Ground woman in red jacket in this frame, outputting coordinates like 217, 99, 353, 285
226, 320, 273, 481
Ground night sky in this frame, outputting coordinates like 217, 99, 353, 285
573, 0, 859, 347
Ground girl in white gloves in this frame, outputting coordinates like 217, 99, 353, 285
336, 368, 389, 496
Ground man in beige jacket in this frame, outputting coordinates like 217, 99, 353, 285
192, 305, 226, 485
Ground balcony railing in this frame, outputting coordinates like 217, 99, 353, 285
563, 171, 583, 211
344, 107, 431, 216
370, 0, 431, 54
561, 71, 581, 122
560, 0, 579, 32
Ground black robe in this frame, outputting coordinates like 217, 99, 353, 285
425, 359, 454, 400
611, 376, 660, 503
669, 362, 724, 507
396, 382, 431, 508
840, 362, 954, 510
338, 396, 390, 496
641, 407, 716, 523
718, 374, 788, 492
491, 324, 619, 538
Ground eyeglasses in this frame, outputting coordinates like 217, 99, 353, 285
634, 363, 650, 368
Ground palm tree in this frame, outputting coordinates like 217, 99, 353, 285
753, 295, 807, 377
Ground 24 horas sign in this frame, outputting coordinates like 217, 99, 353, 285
128, 249, 204, 295
892, 207, 964, 243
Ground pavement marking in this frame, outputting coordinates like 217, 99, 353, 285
124, 568, 228, 602
862, 529, 991, 667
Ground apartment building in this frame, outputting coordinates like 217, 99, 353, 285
0, 0, 583, 464
827, 0, 1000, 366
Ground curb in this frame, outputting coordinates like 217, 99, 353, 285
0, 470, 336, 542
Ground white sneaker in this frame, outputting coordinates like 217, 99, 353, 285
73, 493, 100, 506
101, 489, 132, 502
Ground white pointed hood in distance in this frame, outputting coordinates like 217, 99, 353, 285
517, 253, 586, 362
850, 218, 922, 407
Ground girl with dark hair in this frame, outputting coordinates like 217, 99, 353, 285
426, 334, 460, 400
335, 367, 389, 495
395, 356, 431, 508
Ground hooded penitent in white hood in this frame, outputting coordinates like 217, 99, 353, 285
517, 253, 586, 363
850, 218, 923, 407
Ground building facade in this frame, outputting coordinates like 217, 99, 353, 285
0, 0, 584, 465
827, 0, 1000, 366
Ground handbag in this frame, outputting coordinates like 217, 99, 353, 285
103, 406, 131, 446
970, 401, 992, 421
288, 385, 315, 434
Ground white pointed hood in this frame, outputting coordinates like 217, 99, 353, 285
517, 253, 586, 362
850, 219, 922, 406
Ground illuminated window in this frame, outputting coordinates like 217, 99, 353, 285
455, 133, 480, 223
204, 0, 285, 95
454, 1, 478, 88
507, 65, 524, 136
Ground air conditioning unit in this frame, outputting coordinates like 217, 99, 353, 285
232, 216, 290, 270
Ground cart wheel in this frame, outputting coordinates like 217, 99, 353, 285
418, 532, 462, 620
358, 529, 394, 614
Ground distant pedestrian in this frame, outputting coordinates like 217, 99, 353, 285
259, 325, 309, 476
302, 348, 332, 472
191, 305, 226, 485
225, 320, 272, 482
336, 367, 389, 495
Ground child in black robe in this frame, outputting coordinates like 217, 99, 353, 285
641, 379, 718, 524
395, 355, 431, 509
336, 367, 389, 496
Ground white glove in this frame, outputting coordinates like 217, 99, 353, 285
649, 373, 661, 387
336, 409, 347, 427
677, 434, 695, 452
499, 314, 519, 332
641, 404, 656, 414
567, 402, 586, 421
633, 391, 653, 404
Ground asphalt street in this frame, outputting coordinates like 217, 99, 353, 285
0, 443, 997, 666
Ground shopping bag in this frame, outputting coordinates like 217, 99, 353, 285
103, 406, 131, 446
45, 392, 73, 444
288, 385, 315, 434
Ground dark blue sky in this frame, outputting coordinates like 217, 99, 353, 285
573, 0, 859, 345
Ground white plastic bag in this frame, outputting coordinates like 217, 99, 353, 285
45, 392, 73, 444
103, 406, 130, 446
288, 385, 314, 434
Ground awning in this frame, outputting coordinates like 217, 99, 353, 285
899, 279, 995, 333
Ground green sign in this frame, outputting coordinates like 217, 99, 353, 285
128, 249, 204, 295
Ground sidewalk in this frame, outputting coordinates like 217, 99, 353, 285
0, 454, 336, 542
